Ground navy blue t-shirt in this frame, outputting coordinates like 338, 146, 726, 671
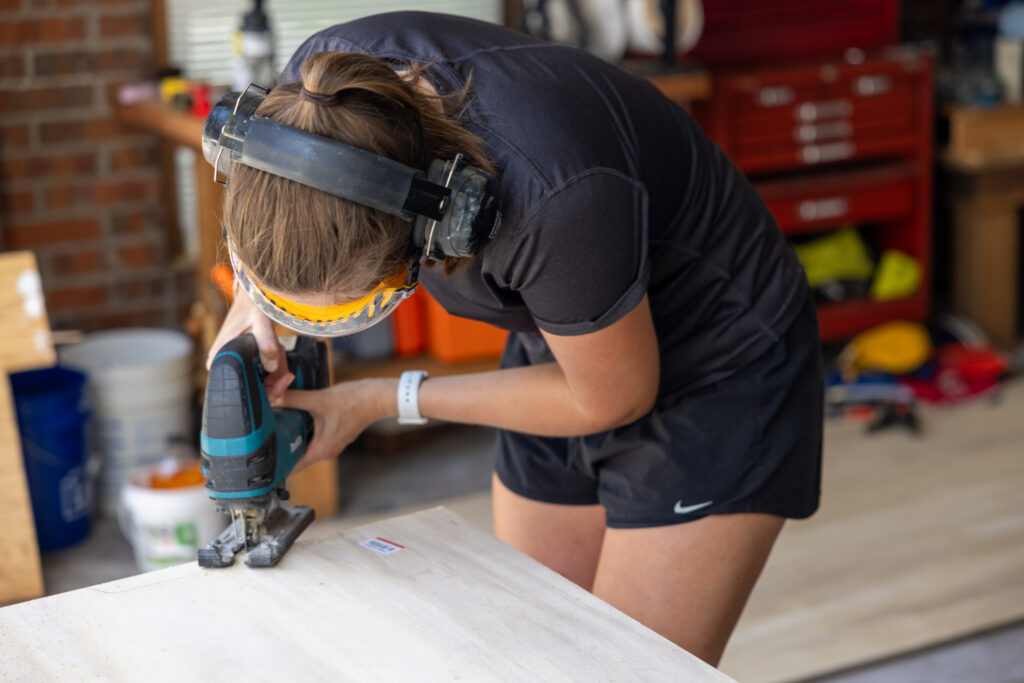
281, 12, 810, 400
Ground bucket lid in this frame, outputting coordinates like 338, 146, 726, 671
60, 328, 192, 375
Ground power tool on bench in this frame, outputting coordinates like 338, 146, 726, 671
198, 332, 328, 568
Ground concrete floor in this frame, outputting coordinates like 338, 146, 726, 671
804, 622, 1024, 683
39, 421, 1024, 682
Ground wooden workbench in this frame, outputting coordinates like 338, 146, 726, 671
0, 507, 731, 681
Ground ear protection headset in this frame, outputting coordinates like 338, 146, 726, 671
201, 84, 502, 271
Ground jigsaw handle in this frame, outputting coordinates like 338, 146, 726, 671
278, 336, 329, 466
203, 333, 267, 441
285, 336, 329, 392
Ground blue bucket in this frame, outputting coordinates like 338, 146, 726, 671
9, 366, 93, 552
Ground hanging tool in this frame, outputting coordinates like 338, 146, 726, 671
232, 0, 275, 91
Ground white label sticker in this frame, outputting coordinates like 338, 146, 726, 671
361, 537, 404, 555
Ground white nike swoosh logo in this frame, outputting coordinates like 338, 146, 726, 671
674, 500, 713, 514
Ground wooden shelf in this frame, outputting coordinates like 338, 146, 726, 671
627, 63, 713, 103
334, 353, 500, 383
113, 100, 205, 151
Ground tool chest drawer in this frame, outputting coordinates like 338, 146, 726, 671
732, 92, 916, 148
756, 165, 916, 236
696, 49, 929, 176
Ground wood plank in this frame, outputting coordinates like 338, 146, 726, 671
719, 379, 1024, 682
944, 104, 1024, 170
149, 0, 167, 66
0, 508, 731, 682
0, 252, 55, 373
944, 163, 1024, 350
191, 153, 226, 344
0, 251, 53, 605
951, 196, 1021, 349
0, 376, 44, 606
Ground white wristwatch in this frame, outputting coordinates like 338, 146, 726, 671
397, 370, 429, 425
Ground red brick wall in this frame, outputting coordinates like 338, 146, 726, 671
0, 0, 192, 331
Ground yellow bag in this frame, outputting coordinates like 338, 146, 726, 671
792, 226, 874, 289
870, 250, 922, 301
841, 321, 932, 375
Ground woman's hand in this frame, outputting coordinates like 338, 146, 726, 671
206, 292, 293, 403
274, 378, 395, 475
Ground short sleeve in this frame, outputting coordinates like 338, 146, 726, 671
503, 170, 650, 336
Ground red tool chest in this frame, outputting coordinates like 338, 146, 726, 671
692, 48, 934, 342
688, 0, 901, 66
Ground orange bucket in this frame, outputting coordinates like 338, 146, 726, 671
422, 291, 507, 363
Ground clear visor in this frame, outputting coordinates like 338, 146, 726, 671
226, 238, 416, 338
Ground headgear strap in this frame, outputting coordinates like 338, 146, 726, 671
299, 86, 353, 106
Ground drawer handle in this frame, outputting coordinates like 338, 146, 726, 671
793, 120, 853, 143
800, 141, 856, 164
797, 197, 850, 222
853, 74, 893, 96
795, 99, 853, 122
756, 85, 795, 107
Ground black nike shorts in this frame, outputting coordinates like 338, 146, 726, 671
493, 296, 823, 529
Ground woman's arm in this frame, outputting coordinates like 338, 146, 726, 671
418, 294, 660, 436
279, 295, 660, 472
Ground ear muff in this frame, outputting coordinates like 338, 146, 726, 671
412, 156, 502, 261
202, 85, 502, 264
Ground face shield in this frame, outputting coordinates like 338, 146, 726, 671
226, 235, 416, 338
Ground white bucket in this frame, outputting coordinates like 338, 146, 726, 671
60, 328, 195, 515
118, 465, 225, 572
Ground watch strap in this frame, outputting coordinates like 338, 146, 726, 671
397, 370, 429, 425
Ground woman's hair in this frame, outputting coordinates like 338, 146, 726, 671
223, 51, 495, 298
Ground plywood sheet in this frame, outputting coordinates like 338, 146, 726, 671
0, 507, 731, 682
720, 379, 1024, 682
0, 377, 44, 605
0, 251, 54, 373
0, 251, 53, 605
